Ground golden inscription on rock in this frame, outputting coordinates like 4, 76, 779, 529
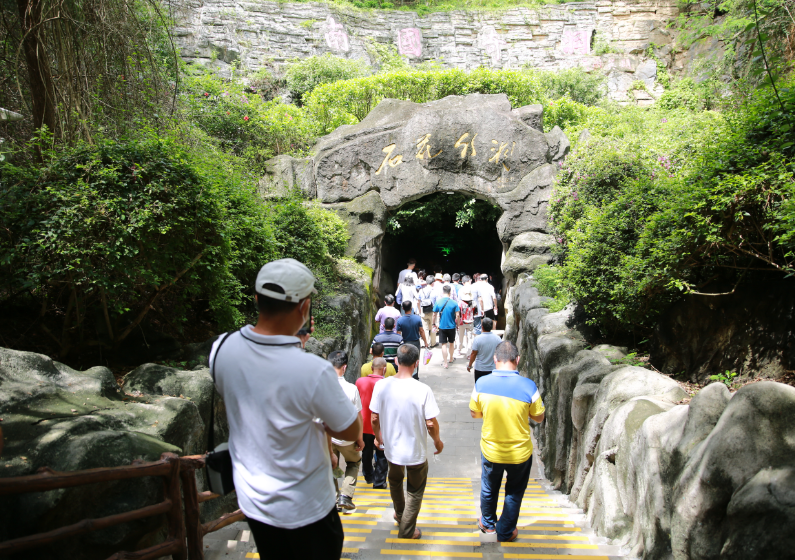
416, 134, 442, 160
454, 133, 478, 158
375, 144, 404, 175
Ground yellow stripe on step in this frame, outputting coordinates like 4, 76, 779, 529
339, 513, 380, 517
341, 527, 372, 533
416, 523, 478, 529
503, 555, 608, 560
340, 519, 377, 526
519, 526, 581, 532
515, 534, 589, 541
341, 548, 359, 553
386, 538, 481, 545
391, 530, 482, 537
502, 542, 598, 549
380, 550, 482, 558
343, 536, 366, 542
416, 516, 477, 521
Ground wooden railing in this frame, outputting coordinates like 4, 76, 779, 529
0, 453, 245, 560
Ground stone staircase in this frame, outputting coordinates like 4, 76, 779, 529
205, 475, 625, 560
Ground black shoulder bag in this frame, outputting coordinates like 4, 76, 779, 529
205, 331, 235, 496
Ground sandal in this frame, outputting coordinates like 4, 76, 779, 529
443, 362, 448, 369
411, 528, 422, 539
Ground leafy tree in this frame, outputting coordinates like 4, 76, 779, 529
286, 53, 371, 102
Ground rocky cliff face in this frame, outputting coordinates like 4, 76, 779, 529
0, 348, 234, 559
173, 0, 678, 104
506, 276, 795, 559
262, 93, 566, 291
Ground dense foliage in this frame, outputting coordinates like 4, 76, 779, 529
546, 80, 795, 333
0, 137, 350, 358
286, 53, 372, 102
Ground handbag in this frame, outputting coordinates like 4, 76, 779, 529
206, 331, 235, 495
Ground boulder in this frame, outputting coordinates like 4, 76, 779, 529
259, 154, 315, 198
323, 190, 388, 270
591, 344, 628, 363
501, 231, 555, 282
672, 382, 795, 560
263, 94, 568, 255
545, 125, 570, 164
0, 348, 204, 559
511, 103, 544, 132
721, 467, 795, 559
495, 163, 557, 243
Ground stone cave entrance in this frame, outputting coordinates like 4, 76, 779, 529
379, 192, 506, 325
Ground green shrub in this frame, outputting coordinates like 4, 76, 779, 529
304, 68, 545, 134
0, 137, 272, 356
531, 265, 570, 312
285, 53, 371, 101
535, 67, 607, 106
547, 80, 795, 333
184, 71, 315, 169
544, 96, 604, 132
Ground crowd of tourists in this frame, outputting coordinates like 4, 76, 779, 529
210, 257, 545, 559
377, 258, 501, 372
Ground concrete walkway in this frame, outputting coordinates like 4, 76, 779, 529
203, 347, 628, 560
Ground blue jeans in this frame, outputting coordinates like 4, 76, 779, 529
480, 453, 532, 541
473, 316, 482, 335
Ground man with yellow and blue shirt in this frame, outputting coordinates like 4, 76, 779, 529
469, 340, 546, 543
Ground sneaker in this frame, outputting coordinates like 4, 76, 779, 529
373, 484, 387, 489
498, 528, 519, 542
337, 495, 355, 511
477, 517, 496, 534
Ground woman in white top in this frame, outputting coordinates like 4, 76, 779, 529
399, 277, 420, 315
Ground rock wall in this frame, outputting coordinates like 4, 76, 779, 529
173, 0, 678, 103
0, 348, 233, 559
263, 93, 567, 293
506, 276, 795, 559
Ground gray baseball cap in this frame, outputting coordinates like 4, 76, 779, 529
255, 258, 317, 302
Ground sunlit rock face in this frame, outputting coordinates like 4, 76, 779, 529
173, 0, 679, 104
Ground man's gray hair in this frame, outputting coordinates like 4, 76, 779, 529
442, 285, 451, 294
372, 357, 387, 371
404, 276, 415, 286
397, 344, 420, 366
494, 340, 519, 364
463, 275, 471, 283
443, 273, 451, 282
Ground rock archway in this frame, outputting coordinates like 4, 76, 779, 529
261, 93, 569, 291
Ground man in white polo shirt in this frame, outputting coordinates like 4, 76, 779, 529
370, 344, 444, 540
210, 258, 362, 560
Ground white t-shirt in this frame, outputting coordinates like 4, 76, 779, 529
332, 376, 362, 447
369, 376, 441, 466
397, 269, 419, 286
476, 281, 496, 314
210, 327, 358, 529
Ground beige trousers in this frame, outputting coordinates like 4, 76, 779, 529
422, 311, 436, 346
332, 443, 362, 498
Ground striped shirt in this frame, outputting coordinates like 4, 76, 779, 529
371, 331, 403, 365
469, 370, 545, 464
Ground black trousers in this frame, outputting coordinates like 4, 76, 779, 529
475, 369, 492, 383
362, 433, 389, 487
484, 309, 496, 320
247, 507, 343, 560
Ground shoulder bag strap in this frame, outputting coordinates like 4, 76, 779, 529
208, 331, 235, 452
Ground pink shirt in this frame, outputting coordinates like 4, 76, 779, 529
375, 306, 401, 334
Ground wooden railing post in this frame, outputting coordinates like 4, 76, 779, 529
161, 453, 186, 560
179, 466, 203, 560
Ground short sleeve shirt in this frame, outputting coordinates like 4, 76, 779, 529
375, 306, 401, 334
210, 327, 357, 529
361, 361, 396, 378
331, 377, 362, 447
397, 313, 423, 341
471, 332, 502, 371
355, 374, 384, 435
469, 370, 545, 464
476, 282, 496, 314
433, 297, 460, 330
370, 377, 441, 466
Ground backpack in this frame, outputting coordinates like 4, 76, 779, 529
461, 303, 474, 323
